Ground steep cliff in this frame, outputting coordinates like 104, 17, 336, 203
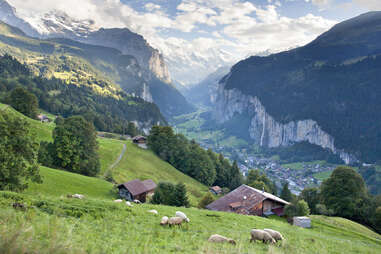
78, 28, 171, 84
211, 12, 381, 163
212, 83, 356, 164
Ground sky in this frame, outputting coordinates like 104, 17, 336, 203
7, 0, 381, 84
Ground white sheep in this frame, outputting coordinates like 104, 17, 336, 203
160, 216, 169, 225
175, 211, 190, 222
114, 199, 123, 203
168, 217, 184, 226
72, 194, 84, 199
126, 201, 133, 207
263, 229, 283, 242
133, 199, 142, 204
208, 234, 236, 245
250, 229, 276, 244
148, 209, 158, 215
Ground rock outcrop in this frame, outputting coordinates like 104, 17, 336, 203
212, 80, 357, 164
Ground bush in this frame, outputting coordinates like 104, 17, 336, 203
316, 204, 334, 216
285, 200, 310, 218
151, 182, 189, 207
198, 193, 215, 209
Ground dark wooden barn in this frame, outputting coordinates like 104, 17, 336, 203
206, 185, 289, 216
117, 179, 157, 203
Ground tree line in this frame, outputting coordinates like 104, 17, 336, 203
281, 166, 381, 233
147, 125, 242, 189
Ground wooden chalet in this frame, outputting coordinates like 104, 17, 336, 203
117, 179, 157, 203
206, 185, 290, 216
132, 136, 147, 144
210, 186, 222, 195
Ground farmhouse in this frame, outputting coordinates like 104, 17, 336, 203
206, 185, 290, 216
132, 136, 147, 144
37, 114, 50, 123
117, 179, 157, 203
210, 186, 222, 195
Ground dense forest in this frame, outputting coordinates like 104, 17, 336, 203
0, 55, 166, 134
148, 125, 242, 189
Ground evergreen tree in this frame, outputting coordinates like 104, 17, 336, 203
229, 161, 243, 190
53, 116, 100, 176
151, 182, 175, 205
280, 182, 293, 202
300, 187, 320, 214
8, 87, 38, 119
127, 122, 138, 136
173, 183, 189, 207
0, 112, 42, 191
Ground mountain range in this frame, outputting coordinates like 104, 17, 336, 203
212, 11, 381, 163
0, 0, 193, 118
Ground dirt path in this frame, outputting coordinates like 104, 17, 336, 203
109, 143, 127, 170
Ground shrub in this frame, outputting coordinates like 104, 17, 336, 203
198, 193, 215, 209
316, 204, 334, 216
151, 182, 189, 207
285, 200, 310, 218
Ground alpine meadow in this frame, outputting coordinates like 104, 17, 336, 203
0, 0, 381, 253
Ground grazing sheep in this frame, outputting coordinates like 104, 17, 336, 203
175, 211, 190, 223
114, 199, 123, 203
160, 216, 169, 225
168, 217, 184, 226
250, 229, 276, 244
264, 229, 283, 242
133, 199, 142, 204
148, 209, 158, 215
208, 234, 236, 245
126, 201, 133, 207
72, 194, 84, 199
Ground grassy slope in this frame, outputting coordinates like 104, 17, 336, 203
25, 166, 114, 200
1, 103, 207, 205
111, 141, 209, 206
0, 192, 380, 254
0, 103, 54, 142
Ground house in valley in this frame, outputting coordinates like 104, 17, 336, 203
206, 185, 289, 216
210, 186, 222, 195
37, 114, 50, 123
117, 179, 157, 203
132, 136, 147, 144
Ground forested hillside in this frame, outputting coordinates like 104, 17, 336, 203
0, 21, 193, 119
221, 12, 381, 162
0, 54, 165, 133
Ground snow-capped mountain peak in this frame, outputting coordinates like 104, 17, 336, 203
24, 10, 99, 38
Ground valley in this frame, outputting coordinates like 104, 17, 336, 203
0, 1, 381, 253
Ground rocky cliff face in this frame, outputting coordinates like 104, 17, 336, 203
78, 28, 171, 84
212, 80, 357, 164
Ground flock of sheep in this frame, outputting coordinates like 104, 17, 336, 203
156, 210, 284, 245
113, 199, 285, 246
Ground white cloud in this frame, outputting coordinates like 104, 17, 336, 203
7, 0, 337, 84
353, 0, 381, 10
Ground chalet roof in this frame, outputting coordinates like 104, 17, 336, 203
118, 179, 148, 196
142, 179, 157, 192
210, 186, 222, 192
132, 136, 147, 141
206, 185, 290, 212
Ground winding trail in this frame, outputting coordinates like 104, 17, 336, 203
109, 143, 127, 170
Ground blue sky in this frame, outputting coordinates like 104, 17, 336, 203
9, 0, 381, 83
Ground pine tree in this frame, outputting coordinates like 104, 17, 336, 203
280, 182, 292, 202
173, 183, 189, 207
